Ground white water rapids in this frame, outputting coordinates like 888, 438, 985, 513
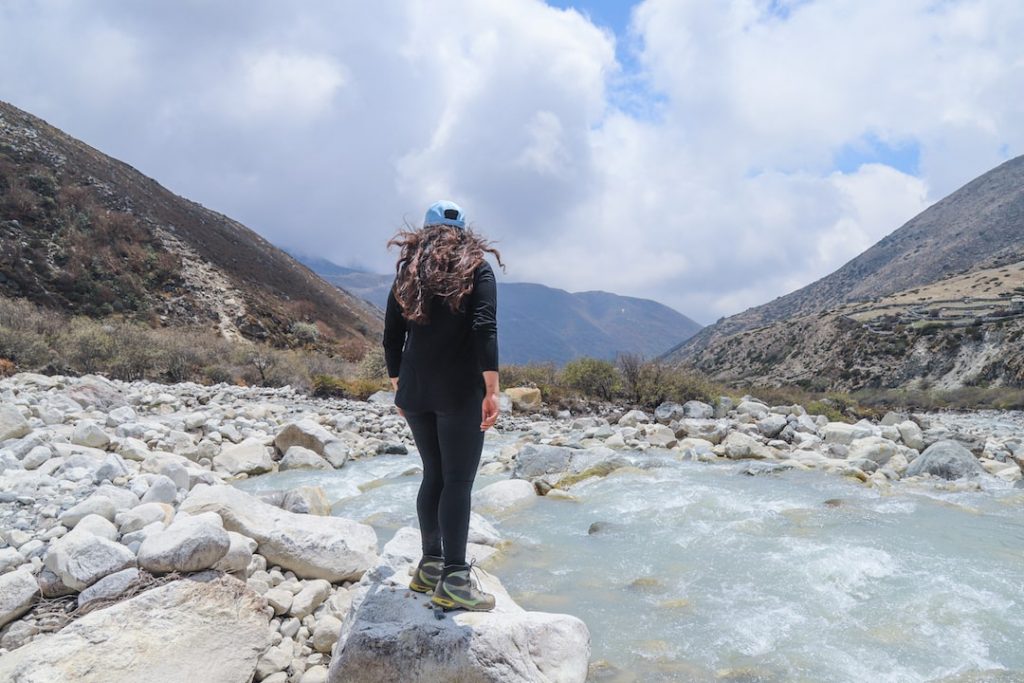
237, 422, 1024, 682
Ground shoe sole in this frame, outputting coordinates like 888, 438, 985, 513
409, 579, 436, 593
430, 595, 495, 612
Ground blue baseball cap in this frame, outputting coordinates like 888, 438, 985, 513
423, 200, 465, 229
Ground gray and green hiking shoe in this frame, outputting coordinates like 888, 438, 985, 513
431, 560, 496, 612
408, 554, 444, 593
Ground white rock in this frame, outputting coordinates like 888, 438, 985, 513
736, 401, 770, 418
265, 587, 294, 615
116, 502, 174, 534
74, 514, 119, 542
897, 420, 925, 451
822, 422, 873, 445
22, 445, 52, 470
138, 512, 231, 573
847, 437, 898, 466
72, 419, 111, 449
289, 579, 332, 619
0, 568, 39, 628
0, 573, 271, 683
0, 404, 31, 441
180, 485, 378, 582
59, 495, 117, 527
44, 529, 137, 591
0, 547, 26, 573
275, 420, 335, 456
616, 409, 650, 427
214, 531, 258, 573
280, 446, 332, 471
472, 479, 536, 515
720, 432, 773, 460
312, 615, 341, 653
213, 437, 274, 476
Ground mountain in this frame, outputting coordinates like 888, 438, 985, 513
667, 154, 1024, 361
292, 253, 703, 366
663, 155, 1024, 390
0, 100, 380, 348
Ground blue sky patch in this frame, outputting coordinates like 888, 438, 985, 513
834, 133, 921, 175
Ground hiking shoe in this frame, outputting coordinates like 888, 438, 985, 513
408, 554, 444, 593
431, 559, 496, 612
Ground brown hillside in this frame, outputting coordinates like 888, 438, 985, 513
0, 100, 380, 349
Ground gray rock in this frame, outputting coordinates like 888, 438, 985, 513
511, 444, 575, 479
682, 400, 715, 419
847, 437, 898, 466
0, 573, 271, 683
897, 420, 925, 451
0, 568, 39, 628
905, 440, 986, 480
756, 415, 788, 438
329, 544, 589, 683
653, 402, 685, 424
141, 475, 179, 504
77, 567, 140, 609
73, 514, 119, 541
366, 391, 395, 405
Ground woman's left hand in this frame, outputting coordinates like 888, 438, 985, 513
480, 392, 499, 431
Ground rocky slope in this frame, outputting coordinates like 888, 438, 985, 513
295, 254, 702, 365
0, 100, 380, 349
668, 154, 1024, 362
679, 259, 1024, 390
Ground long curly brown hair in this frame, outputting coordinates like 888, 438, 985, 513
387, 224, 505, 325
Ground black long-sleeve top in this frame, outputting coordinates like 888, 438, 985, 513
383, 259, 498, 412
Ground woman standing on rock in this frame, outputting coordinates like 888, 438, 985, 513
383, 200, 504, 613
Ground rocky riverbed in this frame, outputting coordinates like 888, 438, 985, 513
0, 373, 1022, 682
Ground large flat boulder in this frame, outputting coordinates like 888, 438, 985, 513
180, 484, 378, 582
328, 531, 590, 683
0, 573, 271, 683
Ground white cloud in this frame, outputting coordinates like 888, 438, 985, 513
0, 0, 1022, 326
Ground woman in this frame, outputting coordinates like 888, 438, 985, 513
383, 199, 504, 613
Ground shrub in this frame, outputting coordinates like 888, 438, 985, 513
560, 357, 618, 400
290, 321, 320, 345
357, 347, 388, 380
0, 358, 14, 377
312, 374, 387, 400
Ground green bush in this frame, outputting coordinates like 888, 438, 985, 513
560, 357, 618, 400
290, 321, 320, 344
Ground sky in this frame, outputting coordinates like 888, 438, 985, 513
2, 1, 1023, 325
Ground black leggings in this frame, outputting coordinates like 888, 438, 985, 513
404, 397, 485, 568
